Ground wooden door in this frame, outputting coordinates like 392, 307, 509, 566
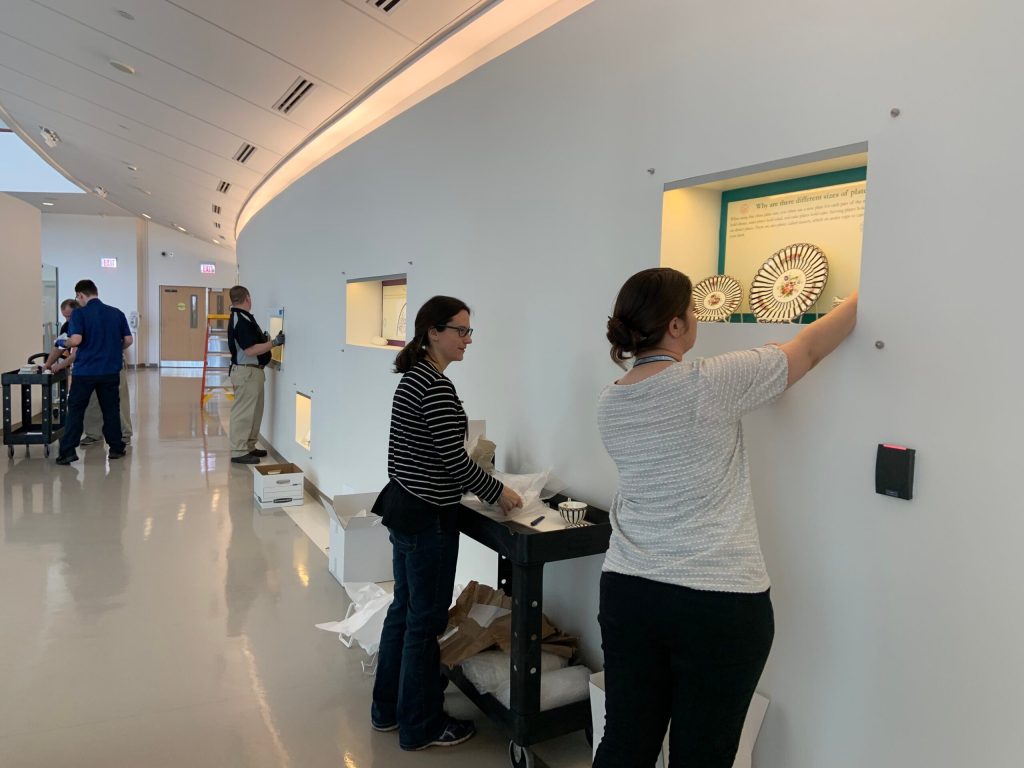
208, 288, 231, 330
159, 286, 207, 363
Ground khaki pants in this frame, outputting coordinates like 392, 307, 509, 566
229, 365, 265, 457
84, 367, 133, 440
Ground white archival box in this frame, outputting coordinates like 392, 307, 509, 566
328, 492, 393, 584
252, 463, 304, 508
589, 671, 768, 767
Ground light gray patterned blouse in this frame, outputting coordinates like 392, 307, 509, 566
597, 346, 788, 593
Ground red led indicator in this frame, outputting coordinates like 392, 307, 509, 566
882, 444, 908, 451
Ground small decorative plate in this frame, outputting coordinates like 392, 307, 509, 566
693, 275, 742, 322
749, 243, 829, 323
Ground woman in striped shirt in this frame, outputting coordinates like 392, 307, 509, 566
370, 295, 522, 751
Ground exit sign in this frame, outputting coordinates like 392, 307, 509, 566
200, 263, 216, 274
100, 257, 117, 269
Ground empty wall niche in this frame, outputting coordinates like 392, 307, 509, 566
345, 274, 407, 349
295, 392, 311, 451
662, 144, 867, 325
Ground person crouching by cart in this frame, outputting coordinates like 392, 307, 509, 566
369, 295, 523, 751
55, 280, 133, 465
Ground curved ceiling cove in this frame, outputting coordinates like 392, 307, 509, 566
0, 0, 590, 248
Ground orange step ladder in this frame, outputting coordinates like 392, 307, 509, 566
200, 313, 234, 406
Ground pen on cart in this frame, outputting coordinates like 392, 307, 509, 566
529, 516, 545, 527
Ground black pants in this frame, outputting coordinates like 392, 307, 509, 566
59, 373, 124, 458
593, 572, 774, 768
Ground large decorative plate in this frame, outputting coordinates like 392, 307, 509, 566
693, 275, 742, 322
749, 243, 829, 323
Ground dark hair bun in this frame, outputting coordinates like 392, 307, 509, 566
607, 316, 644, 359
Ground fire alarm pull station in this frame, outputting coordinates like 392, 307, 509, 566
875, 444, 915, 500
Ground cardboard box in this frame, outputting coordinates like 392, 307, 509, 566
256, 495, 303, 510
328, 492, 393, 584
253, 462, 303, 504
588, 671, 767, 767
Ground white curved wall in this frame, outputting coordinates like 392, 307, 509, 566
237, 1, 1024, 765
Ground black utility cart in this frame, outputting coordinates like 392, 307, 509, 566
2, 355, 69, 458
445, 494, 611, 768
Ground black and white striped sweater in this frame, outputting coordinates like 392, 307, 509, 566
387, 360, 502, 507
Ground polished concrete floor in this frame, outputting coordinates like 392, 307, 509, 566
0, 371, 590, 768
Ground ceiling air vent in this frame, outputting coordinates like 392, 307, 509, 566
367, 0, 405, 13
212, 204, 221, 215
217, 181, 231, 194
233, 142, 256, 164
273, 77, 315, 114
213, 222, 222, 229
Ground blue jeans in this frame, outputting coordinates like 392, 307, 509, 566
371, 522, 460, 749
594, 572, 774, 768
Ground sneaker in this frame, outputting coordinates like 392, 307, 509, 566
231, 454, 260, 465
108, 450, 127, 460
249, 448, 268, 458
371, 720, 398, 733
55, 453, 79, 465
79, 436, 99, 446
403, 717, 476, 751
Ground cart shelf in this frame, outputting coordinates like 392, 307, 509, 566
445, 493, 611, 767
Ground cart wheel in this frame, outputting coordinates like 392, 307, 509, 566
44, 444, 51, 458
508, 741, 535, 768
584, 723, 594, 746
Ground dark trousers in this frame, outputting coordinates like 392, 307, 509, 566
59, 373, 124, 458
593, 572, 774, 768
371, 522, 459, 749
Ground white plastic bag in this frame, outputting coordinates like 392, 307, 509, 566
462, 469, 554, 522
461, 649, 568, 696
494, 664, 592, 711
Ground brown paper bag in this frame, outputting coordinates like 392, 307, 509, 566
440, 581, 578, 666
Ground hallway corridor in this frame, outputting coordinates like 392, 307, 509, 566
0, 371, 581, 768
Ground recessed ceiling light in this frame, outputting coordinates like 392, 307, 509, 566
176, 226, 187, 232
211, 238, 219, 244
42, 201, 55, 206
109, 60, 136, 76
125, 163, 138, 171
116, 9, 135, 20
141, 213, 151, 219
92, 186, 108, 199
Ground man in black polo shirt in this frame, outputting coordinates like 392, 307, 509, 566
56, 280, 133, 465
227, 285, 284, 465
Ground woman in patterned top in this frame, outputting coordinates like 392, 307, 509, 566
371, 295, 522, 752
594, 268, 857, 767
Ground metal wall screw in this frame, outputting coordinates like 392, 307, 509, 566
875, 340, 885, 349
890, 107, 901, 118
646, 168, 656, 175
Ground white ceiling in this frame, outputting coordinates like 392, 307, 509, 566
6, 191, 134, 216
0, 0, 560, 250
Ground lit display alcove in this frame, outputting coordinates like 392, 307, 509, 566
661, 145, 867, 324
345, 274, 408, 349
295, 392, 311, 451
268, 308, 284, 369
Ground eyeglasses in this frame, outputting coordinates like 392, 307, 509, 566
436, 324, 474, 338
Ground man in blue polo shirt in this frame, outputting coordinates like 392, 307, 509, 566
56, 279, 133, 465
